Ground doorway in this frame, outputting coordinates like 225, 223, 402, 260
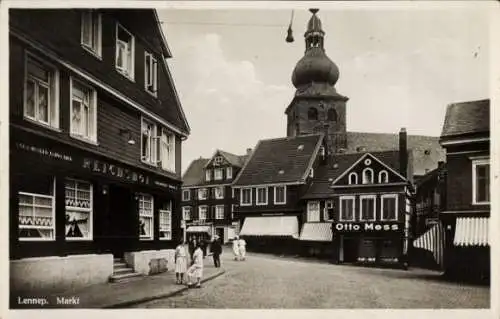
215, 227, 225, 243
342, 237, 358, 263
107, 185, 134, 258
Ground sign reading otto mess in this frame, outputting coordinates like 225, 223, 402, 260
333, 222, 401, 232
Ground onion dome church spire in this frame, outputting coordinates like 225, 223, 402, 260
286, 9, 348, 154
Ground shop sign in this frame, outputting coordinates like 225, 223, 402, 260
333, 222, 400, 232
15, 142, 73, 162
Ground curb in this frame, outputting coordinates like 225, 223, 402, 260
103, 269, 226, 308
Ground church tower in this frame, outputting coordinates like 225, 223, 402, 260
286, 9, 348, 153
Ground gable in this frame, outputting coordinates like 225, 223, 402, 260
332, 153, 406, 185
206, 151, 231, 169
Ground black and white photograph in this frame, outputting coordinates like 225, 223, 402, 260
1, 0, 498, 317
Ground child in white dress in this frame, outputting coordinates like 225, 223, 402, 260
232, 236, 240, 261
186, 243, 204, 288
238, 237, 247, 261
174, 240, 187, 284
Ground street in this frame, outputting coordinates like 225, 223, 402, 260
131, 247, 490, 308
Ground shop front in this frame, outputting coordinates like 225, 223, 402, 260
10, 129, 181, 293
332, 221, 404, 267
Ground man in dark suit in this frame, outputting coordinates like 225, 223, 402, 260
211, 235, 222, 268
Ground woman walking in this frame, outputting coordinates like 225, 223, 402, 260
232, 236, 240, 261
174, 240, 188, 285
238, 236, 247, 261
186, 242, 204, 288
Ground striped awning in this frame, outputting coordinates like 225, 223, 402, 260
240, 216, 299, 238
299, 223, 333, 242
454, 217, 489, 247
413, 223, 444, 266
186, 226, 211, 233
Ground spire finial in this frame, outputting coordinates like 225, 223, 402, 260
309, 8, 319, 14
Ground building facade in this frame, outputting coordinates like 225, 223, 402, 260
438, 99, 490, 281
181, 150, 248, 244
9, 9, 190, 294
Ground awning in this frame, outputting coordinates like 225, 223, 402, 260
239, 216, 299, 238
299, 223, 332, 242
186, 226, 211, 233
413, 223, 444, 266
454, 217, 489, 247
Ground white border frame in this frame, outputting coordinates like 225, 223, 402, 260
80, 10, 102, 60
240, 187, 252, 206
339, 195, 356, 222
182, 189, 190, 201
115, 22, 136, 81
64, 178, 94, 241
215, 205, 225, 220
348, 172, 358, 185
69, 76, 98, 145
256, 186, 268, 206
362, 167, 374, 184
273, 185, 287, 205
198, 205, 208, 221
378, 170, 389, 183
144, 51, 158, 97
137, 192, 154, 241
307, 200, 321, 222
214, 186, 225, 200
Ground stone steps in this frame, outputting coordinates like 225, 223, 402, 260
109, 258, 143, 283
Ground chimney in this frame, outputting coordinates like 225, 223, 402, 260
246, 148, 252, 156
399, 128, 408, 178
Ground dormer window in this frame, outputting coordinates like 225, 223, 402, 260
348, 172, 358, 185
205, 169, 211, 182
226, 167, 233, 179
81, 10, 102, 58
115, 24, 135, 80
144, 51, 158, 95
214, 168, 223, 180
378, 170, 389, 183
362, 168, 374, 184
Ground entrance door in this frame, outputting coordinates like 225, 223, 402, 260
216, 227, 224, 242
343, 237, 358, 263
107, 185, 134, 258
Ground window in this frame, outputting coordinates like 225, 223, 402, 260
473, 159, 490, 204
226, 167, 233, 179
339, 196, 355, 221
24, 54, 59, 128
360, 195, 376, 221
348, 172, 358, 185
18, 178, 56, 241
324, 200, 334, 221
115, 24, 135, 79
159, 128, 175, 172
65, 179, 93, 240
182, 206, 192, 221
206, 169, 211, 181
308, 107, 318, 120
141, 118, 157, 165
159, 201, 172, 240
327, 108, 337, 122
379, 170, 389, 183
214, 186, 225, 199
199, 206, 208, 221
362, 168, 374, 184
307, 201, 320, 222
70, 79, 97, 142
198, 188, 208, 200
240, 188, 252, 206
182, 189, 190, 201
215, 205, 225, 220
81, 10, 102, 57
144, 51, 158, 95
381, 194, 398, 221
256, 187, 268, 205
138, 194, 154, 240
214, 156, 223, 166
274, 186, 286, 204
214, 168, 223, 180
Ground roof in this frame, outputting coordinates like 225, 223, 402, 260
345, 131, 445, 177
233, 134, 323, 186
217, 150, 247, 168
441, 99, 490, 138
182, 158, 210, 187
302, 151, 401, 199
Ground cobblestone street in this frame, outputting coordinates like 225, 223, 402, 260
131, 247, 490, 308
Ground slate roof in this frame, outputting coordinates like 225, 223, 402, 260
182, 158, 210, 187
302, 151, 401, 199
217, 150, 247, 168
233, 134, 323, 186
441, 99, 490, 138
344, 131, 444, 177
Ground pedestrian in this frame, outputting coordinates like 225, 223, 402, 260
232, 236, 240, 261
186, 241, 204, 288
174, 239, 188, 285
188, 236, 195, 264
211, 235, 222, 268
238, 236, 247, 261
201, 236, 207, 258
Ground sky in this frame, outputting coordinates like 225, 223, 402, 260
157, 5, 490, 174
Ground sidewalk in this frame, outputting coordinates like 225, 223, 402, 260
14, 263, 225, 309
